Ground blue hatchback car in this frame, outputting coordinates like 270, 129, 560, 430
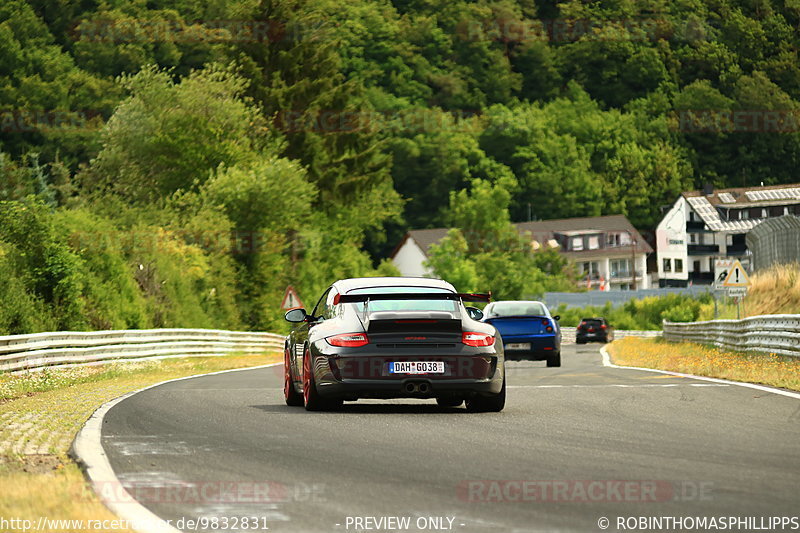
482, 300, 561, 367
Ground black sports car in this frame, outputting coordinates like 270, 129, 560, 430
283, 277, 505, 412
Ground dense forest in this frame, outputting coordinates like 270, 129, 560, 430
1, 0, 799, 333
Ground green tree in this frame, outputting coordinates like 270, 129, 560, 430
80, 64, 270, 202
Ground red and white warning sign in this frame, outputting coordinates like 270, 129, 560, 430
280, 285, 304, 310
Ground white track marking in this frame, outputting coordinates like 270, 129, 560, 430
600, 346, 800, 400
72, 363, 282, 533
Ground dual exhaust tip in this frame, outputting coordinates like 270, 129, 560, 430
404, 381, 431, 394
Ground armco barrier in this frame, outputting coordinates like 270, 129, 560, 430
663, 315, 800, 357
0, 328, 285, 372
0, 326, 664, 373
561, 329, 660, 344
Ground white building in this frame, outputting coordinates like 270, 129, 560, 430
390, 215, 652, 290
656, 183, 800, 287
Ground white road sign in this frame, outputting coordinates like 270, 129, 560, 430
721, 259, 751, 287
280, 285, 304, 310
714, 259, 733, 290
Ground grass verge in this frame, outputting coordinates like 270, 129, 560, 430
607, 337, 800, 391
0, 353, 280, 532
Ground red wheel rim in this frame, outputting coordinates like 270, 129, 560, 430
303, 348, 311, 405
283, 348, 291, 400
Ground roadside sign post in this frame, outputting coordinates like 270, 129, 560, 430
714, 259, 751, 319
280, 285, 304, 310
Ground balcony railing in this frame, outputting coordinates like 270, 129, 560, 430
726, 243, 747, 254
687, 244, 719, 255
686, 220, 706, 231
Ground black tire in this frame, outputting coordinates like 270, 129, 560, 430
546, 351, 561, 367
303, 348, 341, 411
436, 397, 464, 408
284, 347, 303, 407
576, 339, 585, 345
466, 376, 505, 412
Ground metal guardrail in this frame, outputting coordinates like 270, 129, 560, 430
543, 287, 713, 309
0, 325, 665, 372
663, 315, 800, 357
0, 328, 285, 372
561, 329, 660, 344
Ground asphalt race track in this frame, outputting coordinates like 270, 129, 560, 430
101, 344, 800, 532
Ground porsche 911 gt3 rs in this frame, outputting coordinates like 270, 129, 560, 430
283, 277, 505, 412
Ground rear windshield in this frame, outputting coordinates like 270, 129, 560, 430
581, 318, 604, 326
346, 286, 458, 314
486, 302, 548, 317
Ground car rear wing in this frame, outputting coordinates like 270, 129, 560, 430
335, 292, 491, 304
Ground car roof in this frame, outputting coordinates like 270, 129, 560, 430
333, 276, 456, 294
488, 300, 547, 306
485, 301, 551, 316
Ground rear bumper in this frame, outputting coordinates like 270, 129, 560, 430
318, 375, 503, 400
576, 333, 609, 342
501, 334, 560, 360
305, 341, 504, 400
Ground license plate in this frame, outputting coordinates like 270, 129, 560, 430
389, 361, 445, 374
506, 343, 531, 350
586, 333, 596, 337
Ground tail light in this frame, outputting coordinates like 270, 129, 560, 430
326, 333, 369, 347
600, 324, 607, 330
546, 326, 553, 332
541, 319, 549, 325
462, 332, 494, 347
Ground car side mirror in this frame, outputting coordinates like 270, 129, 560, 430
553, 315, 560, 321
466, 306, 484, 321
284, 308, 308, 323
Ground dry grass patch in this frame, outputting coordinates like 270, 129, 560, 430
608, 337, 800, 391
745, 262, 800, 316
0, 464, 134, 532
0, 352, 280, 531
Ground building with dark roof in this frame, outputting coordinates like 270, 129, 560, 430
656, 183, 800, 286
390, 215, 653, 290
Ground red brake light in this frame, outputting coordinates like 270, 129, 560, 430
326, 333, 369, 347
601, 324, 607, 330
541, 319, 549, 325
546, 326, 553, 332
462, 331, 494, 347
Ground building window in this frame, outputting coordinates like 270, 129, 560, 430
588, 236, 599, 250
761, 208, 767, 218
689, 233, 698, 244
689, 212, 697, 222
607, 233, 619, 247
675, 259, 683, 273
663, 258, 672, 273
610, 259, 631, 278
579, 261, 600, 278
571, 237, 583, 251
741, 210, 749, 220
726, 234, 733, 246
785, 207, 790, 215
